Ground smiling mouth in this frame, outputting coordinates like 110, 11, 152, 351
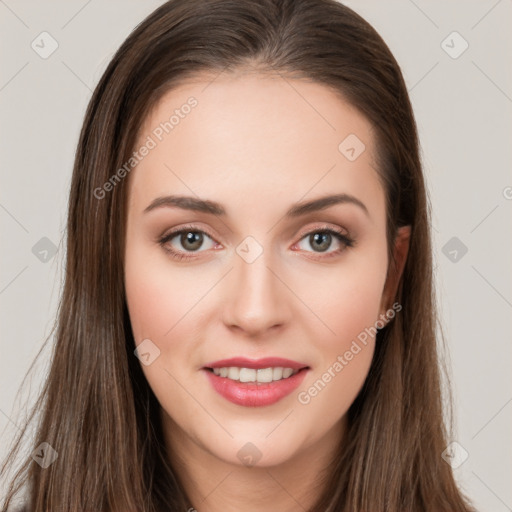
204, 366, 309, 384
203, 358, 311, 406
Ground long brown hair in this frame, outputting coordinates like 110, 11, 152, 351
1, 0, 476, 510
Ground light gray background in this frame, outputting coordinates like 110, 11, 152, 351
1, 1, 511, 510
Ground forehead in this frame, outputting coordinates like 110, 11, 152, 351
129, 71, 384, 222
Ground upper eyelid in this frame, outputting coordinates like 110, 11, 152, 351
295, 223, 350, 239
162, 224, 217, 242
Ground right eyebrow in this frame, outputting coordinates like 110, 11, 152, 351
144, 195, 225, 215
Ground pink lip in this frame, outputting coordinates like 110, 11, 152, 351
203, 357, 309, 370
204, 368, 309, 407
202, 357, 310, 407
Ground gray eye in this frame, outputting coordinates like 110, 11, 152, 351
308, 232, 333, 252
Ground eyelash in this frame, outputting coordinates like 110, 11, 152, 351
158, 223, 355, 262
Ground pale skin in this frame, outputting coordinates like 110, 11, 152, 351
124, 69, 410, 512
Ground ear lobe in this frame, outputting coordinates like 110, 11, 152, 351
380, 225, 411, 315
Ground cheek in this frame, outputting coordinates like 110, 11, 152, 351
125, 268, 176, 340
293, 246, 387, 351
124, 242, 203, 341
124, 246, 207, 418
124, 240, 222, 409
292, 249, 387, 418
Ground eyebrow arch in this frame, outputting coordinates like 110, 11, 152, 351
143, 193, 369, 218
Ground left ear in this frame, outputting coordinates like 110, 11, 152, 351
379, 225, 411, 315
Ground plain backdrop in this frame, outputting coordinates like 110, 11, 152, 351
1, 1, 511, 510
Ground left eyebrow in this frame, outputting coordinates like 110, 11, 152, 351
285, 193, 369, 218
143, 193, 369, 218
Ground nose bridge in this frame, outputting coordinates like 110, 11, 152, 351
223, 234, 288, 334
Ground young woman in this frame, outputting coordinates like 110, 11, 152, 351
1, 0, 477, 510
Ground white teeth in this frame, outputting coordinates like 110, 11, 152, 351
282, 368, 293, 378
272, 367, 283, 380
227, 367, 240, 380
211, 366, 299, 383
256, 368, 273, 383
239, 368, 256, 382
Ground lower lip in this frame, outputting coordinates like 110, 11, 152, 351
203, 368, 309, 407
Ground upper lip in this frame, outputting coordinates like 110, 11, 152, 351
203, 357, 309, 370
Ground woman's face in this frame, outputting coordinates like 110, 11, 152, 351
124, 71, 408, 468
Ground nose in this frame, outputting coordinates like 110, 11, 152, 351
221, 242, 291, 337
